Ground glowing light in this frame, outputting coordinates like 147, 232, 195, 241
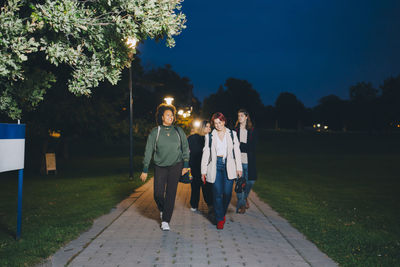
324, 126, 328, 129
49, 131, 61, 138
164, 97, 174, 105
317, 124, 321, 128
178, 109, 184, 115
126, 37, 137, 49
183, 113, 187, 118
193, 120, 201, 128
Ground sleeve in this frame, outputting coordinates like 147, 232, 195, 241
201, 134, 211, 175
233, 131, 243, 172
250, 128, 258, 152
179, 128, 190, 168
142, 128, 156, 173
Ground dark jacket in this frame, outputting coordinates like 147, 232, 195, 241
235, 127, 257, 180
187, 134, 205, 179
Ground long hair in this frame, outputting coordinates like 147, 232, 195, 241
155, 103, 176, 125
235, 109, 253, 130
199, 120, 211, 136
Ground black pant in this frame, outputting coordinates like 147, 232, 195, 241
190, 175, 213, 209
154, 161, 183, 223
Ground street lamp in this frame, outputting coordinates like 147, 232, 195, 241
126, 37, 137, 180
193, 120, 201, 128
164, 97, 174, 105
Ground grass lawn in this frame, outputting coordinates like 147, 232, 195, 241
253, 131, 400, 267
0, 142, 146, 267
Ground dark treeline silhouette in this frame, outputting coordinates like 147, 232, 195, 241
1, 56, 399, 163
202, 75, 400, 132
201, 78, 264, 128
0, 55, 199, 161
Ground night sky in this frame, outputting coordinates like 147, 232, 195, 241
139, 0, 400, 107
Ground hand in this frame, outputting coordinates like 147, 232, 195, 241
237, 171, 242, 178
201, 174, 206, 184
182, 168, 189, 176
140, 172, 148, 182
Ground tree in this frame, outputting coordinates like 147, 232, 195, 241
202, 78, 264, 127
274, 92, 306, 130
143, 64, 197, 111
348, 82, 378, 131
0, 0, 186, 119
380, 74, 400, 129
314, 94, 347, 131
349, 82, 377, 103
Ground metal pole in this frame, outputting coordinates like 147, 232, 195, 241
16, 169, 23, 240
129, 63, 133, 180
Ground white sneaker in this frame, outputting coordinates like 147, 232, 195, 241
160, 212, 163, 220
190, 207, 197, 212
161, 221, 170, 231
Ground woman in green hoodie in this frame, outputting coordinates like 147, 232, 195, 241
140, 104, 190, 231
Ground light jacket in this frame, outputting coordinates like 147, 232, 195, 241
201, 129, 242, 183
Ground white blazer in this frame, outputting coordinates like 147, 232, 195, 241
201, 129, 243, 183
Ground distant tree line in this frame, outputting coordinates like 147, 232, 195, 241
1, 54, 398, 162
201, 75, 400, 132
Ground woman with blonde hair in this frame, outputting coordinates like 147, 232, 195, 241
188, 120, 213, 212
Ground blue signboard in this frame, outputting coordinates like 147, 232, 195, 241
0, 123, 26, 240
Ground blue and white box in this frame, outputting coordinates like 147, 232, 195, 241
0, 123, 26, 173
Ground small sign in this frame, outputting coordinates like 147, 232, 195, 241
45, 153, 57, 174
0, 123, 25, 240
0, 123, 25, 173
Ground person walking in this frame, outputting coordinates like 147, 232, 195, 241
140, 104, 190, 231
235, 109, 258, 214
188, 120, 213, 212
201, 112, 242, 229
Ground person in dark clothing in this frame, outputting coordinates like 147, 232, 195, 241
188, 120, 213, 212
235, 109, 258, 214
140, 104, 190, 231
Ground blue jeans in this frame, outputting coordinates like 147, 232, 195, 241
236, 164, 255, 211
245, 179, 255, 199
236, 163, 248, 211
212, 157, 234, 222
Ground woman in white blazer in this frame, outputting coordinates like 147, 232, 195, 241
201, 112, 242, 229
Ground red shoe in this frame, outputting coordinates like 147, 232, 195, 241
217, 220, 224, 229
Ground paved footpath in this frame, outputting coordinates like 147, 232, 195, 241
41, 179, 338, 267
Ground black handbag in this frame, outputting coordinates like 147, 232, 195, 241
179, 169, 193, 184
235, 177, 246, 193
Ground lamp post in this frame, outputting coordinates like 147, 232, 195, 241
164, 97, 174, 105
126, 37, 137, 180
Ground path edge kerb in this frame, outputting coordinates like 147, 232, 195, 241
249, 191, 338, 267
35, 180, 153, 267
36, 180, 338, 267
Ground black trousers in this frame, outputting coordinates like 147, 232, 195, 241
190, 175, 213, 209
154, 161, 183, 223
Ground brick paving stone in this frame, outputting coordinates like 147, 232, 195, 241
40, 178, 338, 267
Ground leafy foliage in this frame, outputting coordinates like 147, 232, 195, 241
0, 0, 186, 119
275, 92, 306, 129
